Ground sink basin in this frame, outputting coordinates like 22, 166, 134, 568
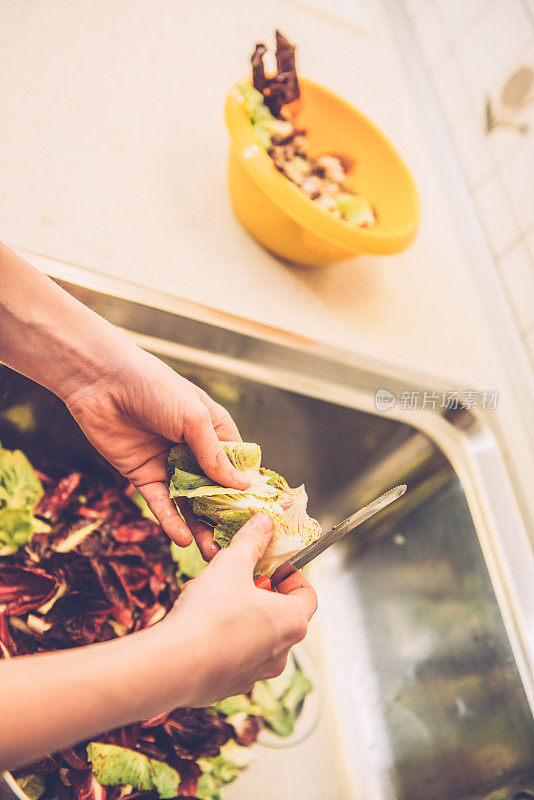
1, 268, 534, 800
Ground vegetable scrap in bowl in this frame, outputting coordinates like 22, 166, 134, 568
167, 441, 322, 578
0, 443, 314, 800
238, 30, 376, 228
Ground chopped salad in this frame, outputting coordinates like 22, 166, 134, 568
238, 30, 376, 228
0, 444, 313, 800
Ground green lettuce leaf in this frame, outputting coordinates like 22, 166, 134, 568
170, 539, 206, 579
87, 743, 181, 799
167, 441, 321, 577
237, 85, 294, 149
150, 759, 182, 799
251, 654, 313, 736
14, 775, 46, 800
0, 444, 43, 551
197, 741, 253, 799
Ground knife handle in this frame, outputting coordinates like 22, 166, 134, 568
254, 576, 272, 591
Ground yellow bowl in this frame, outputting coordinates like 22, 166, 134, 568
225, 79, 420, 266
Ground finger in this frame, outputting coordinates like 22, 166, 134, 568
178, 499, 220, 561
224, 513, 274, 573
136, 481, 193, 547
200, 395, 243, 443
275, 570, 318, 622
183, 407, 250, 490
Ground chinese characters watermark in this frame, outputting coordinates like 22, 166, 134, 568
375, 389, 499, 412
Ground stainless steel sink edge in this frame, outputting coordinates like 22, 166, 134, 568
43, 263, 534, 713
2, 253, 534, 799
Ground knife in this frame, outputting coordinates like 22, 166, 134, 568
257, 484, 407, 590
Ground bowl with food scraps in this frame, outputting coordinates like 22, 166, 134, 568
225, 31, 419, 266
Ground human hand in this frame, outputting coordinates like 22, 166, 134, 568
63, 345, 249, 557
156, 513, 318, 707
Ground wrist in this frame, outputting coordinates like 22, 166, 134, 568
122, 615, 210, 716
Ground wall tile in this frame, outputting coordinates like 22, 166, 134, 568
434, 0, 488, 40
452, 111, 495, 186
525, 327, 534, 367
498, 240, 534, 330
404, 0, 428, 15
500, 134, 534, 231
474, 173, 522, 254
455, 0, 532, 100
412, 3, 449, 65
431, 55, 472, 125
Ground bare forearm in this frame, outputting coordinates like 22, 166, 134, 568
0, 622, 200, 771
0, 243, 134, 400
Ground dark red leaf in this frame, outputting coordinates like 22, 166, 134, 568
112, 520, 160, 543
174, 758, 201, 796
60, 746, 89, 771
0, 565, 59, 615
36, 472, 82, 519
71, 769, 107, 800
234, 714, 261, 746
164, 708, 233, 759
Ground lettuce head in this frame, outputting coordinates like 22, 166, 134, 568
167, 442, 321, 576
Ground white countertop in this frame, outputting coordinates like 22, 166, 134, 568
2, 0, 534, 526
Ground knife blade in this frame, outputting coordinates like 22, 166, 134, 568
269, 484, 407, 588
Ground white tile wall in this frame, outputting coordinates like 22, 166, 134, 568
406, 0, 534, 373
474, 173, 522, 254
499, 241, 534, 331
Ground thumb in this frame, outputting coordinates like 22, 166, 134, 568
226, 513, 275, 573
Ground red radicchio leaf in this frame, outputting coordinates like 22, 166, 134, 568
45, 591, 112, 645
36, 472, 82, 519
118, 564, 150, 593
60, 746, 90, 771
71, 769, 107, 800
233, 714, 261, 747
251, 43, 267, 91
173, 758, 201, 796
0, 565, 59, 615
89, 559, 131, 612
112, 520, 161, 543
163, 708, 233, 759
141, 712, 171, 728
148, 563, 166, 598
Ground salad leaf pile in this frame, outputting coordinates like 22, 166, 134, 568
1, 445, 314, 800
168, 441, 321, 577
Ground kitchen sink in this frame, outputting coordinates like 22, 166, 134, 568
1, 267, 534, 800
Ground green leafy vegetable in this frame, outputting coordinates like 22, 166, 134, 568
14, 774, 46, 800
251, 680, 293, 737
336, 193, 375, 227
237, 85, 293, 148
149, 759, 182, 799
0, 444, 44, 551
86, 742, 181, 798
212, 694, 261, 717
251, 654, 312, 737
170, 539, 206, 579
196, 742, 254, 800
167, 442, 321, 577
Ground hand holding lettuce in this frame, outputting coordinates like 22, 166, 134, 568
168, 441, 322, 577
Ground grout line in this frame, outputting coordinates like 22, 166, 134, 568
452, 0, 496, 46
497, 232, 529, 262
